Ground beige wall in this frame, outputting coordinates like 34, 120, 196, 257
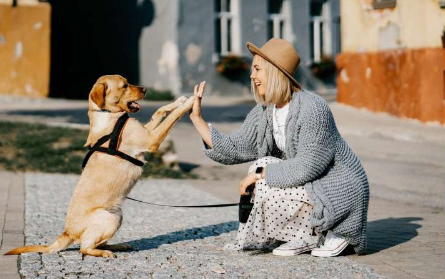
0, 2, 50, 97
337, 48, 445, 124
341, 0, 445, 52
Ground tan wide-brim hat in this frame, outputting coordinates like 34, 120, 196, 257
247, 38, 301, 89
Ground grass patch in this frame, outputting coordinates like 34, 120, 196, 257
144, 88, 175, 101
0, 121, 195, 179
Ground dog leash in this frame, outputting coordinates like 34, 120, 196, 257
126, 197, 239, 208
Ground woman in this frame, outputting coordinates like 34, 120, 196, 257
189, 38, 369, 257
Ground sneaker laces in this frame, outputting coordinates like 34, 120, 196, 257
322, 231, 342, 248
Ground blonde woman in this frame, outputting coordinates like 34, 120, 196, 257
189, 39, 369, 257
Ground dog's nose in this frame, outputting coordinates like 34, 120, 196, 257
141, 87, 146, 94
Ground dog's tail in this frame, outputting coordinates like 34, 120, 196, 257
4, 232, 73, 255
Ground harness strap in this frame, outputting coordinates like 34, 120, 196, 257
82, 113, 144, 168
90, 147, 144, 167
109, 113, 129, 150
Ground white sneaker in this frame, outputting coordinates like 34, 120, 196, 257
272, 241, 317, 256
311, 231, 348, 257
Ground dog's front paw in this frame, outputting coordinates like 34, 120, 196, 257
175, 96, 188, 105
183, 96, 195, 109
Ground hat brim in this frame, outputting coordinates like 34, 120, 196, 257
247, 42, 301, 90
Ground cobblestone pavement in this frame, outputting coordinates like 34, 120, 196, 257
19, 173, 384, 279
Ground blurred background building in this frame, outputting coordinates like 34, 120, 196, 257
0, 0, 444, 123
0, 0, 341, 98
337, 0, 445, 124
0, 0, 50, 98
141, 0, 341, 97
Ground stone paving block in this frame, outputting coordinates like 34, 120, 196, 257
0, 171, 24, 279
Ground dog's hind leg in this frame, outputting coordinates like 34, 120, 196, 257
79, 209, 122, 258
145, 96, 188, 131
80, 227, 115, 258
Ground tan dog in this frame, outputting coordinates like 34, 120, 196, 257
5, 75, 195, 258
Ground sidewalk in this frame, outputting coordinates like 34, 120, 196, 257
0, 171, 24, 279
0, 172, 443, 278
13, 173, 384, 279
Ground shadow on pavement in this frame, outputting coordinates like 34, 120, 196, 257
125, 221, 239, 252
178, 162, 200, 172
366, 217, 422, 254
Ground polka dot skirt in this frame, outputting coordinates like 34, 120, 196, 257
225, 156, 320, 251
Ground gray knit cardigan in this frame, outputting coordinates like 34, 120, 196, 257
202, 90, 369, 255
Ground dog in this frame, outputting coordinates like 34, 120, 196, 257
5, 75, 195, 258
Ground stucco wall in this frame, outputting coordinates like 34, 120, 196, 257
292, 0, 341, 90
140, 0, 342, 96
337, 0, 445, 124
0, 2, 50, 97
177, 0, 255, 96
139, 0, 179, 94
337, 48, 445, 124
341, 0, 445, 52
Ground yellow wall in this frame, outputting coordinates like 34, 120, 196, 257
341, 0, 445, 52
0, 2, 50, 97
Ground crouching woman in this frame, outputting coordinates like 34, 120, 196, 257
189, 39, 369, 257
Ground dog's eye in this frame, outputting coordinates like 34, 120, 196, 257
122, 84, 128, 89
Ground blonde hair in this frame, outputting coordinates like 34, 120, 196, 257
251, 55, 292, 105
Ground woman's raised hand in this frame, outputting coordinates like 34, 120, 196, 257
190, 81, 206, 120
189, 81, 212, 148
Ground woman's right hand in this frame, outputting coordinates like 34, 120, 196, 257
190, 81, 206, 120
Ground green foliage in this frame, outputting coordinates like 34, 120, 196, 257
216, 55, 249, 80
0, 122, 86, 173
0, 121, 195, 179
144, 88, 175, 101
142, 153, 197, 179
310, 56, 337, 80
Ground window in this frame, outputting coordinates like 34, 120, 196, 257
310, 0, 332, 62
267, 0, 293, 42
214, 0, 240, 56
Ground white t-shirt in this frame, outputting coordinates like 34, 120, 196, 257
272, 103, 289, 151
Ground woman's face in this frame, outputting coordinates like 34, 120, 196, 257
250, 56, 268, 97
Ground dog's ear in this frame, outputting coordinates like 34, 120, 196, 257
90, 83, 107, 109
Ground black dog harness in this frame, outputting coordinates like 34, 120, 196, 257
82, 113, 144, 168
82, 113, 240, 210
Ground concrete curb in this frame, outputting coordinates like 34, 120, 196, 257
0, 171, 25, 279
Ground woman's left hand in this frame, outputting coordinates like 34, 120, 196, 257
239, 173, 258, 195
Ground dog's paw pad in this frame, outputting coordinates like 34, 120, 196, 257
176, 96, 188, 104
102, 250, 115, 258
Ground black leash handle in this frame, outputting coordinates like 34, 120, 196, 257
126, 197, 239, 208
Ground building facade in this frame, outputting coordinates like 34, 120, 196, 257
140, 0, 341, 96
0, 0, 341, 98
336, 0, 445, 124
0, 0, 50, 97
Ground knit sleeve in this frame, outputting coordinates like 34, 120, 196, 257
201, 105, 262, 165
265, 100, 336, 187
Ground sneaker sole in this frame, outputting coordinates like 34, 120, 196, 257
311, 241, 348, 257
